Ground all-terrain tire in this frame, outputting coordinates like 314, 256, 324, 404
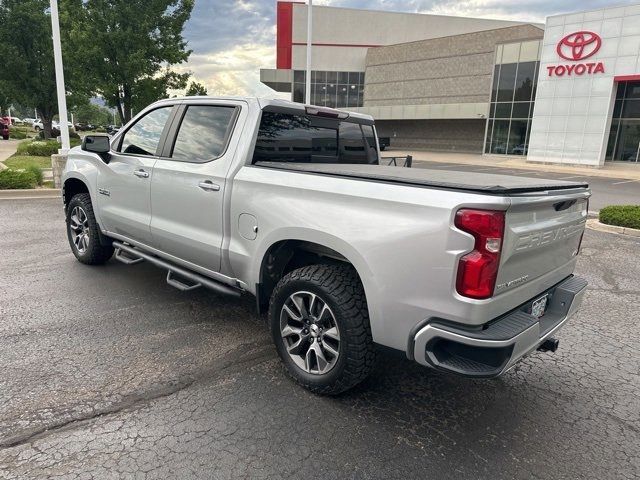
66, 193, 114, 265
269, 264, 376, 395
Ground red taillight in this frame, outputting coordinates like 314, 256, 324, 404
455, 209, 505, 299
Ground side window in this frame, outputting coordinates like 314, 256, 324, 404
339, 122, 369, 164
119, 107, 172, 156
361, 125, 380, 164
171, 105, 237, 162
253, 112, 337, 163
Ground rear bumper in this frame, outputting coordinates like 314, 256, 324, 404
412, 275, 588, 377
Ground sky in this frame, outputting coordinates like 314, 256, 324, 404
180, 0, 638, 97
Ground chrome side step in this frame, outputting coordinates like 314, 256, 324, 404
112, 241, 241, 298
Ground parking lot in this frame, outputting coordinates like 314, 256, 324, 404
0, 198, 639, 479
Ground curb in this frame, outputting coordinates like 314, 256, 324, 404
586, 218, 640, 237
0, 188, 61, 200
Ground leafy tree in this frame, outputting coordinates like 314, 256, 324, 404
0, 0, 59, 138
186, 81, 208, 96
72, 101, 113, 126
61, 0, 194, 124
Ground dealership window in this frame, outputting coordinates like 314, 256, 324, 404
292, 70, 365, 108
485, 40, 540, 156
606, 81, 640, 162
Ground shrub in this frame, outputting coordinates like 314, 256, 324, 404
16, 139, 60, 157
9, 127, 30, 140
0, 169, 38, 189
95, 127, 107, 133
25, 165, 44, 186
599, 205, 640, 230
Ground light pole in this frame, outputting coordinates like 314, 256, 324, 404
50, 0, 70, 153
305, 0, 312, 105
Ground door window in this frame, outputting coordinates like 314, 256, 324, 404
119, 107, 172, 156
171, 105, 237, 162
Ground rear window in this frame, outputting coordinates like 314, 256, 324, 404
252, 111, 377, 164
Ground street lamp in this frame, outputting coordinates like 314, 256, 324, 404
49, 0, 70, 153
305, 0, 312, 105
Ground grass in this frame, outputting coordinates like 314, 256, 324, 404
3, 155, 51, 169
599, 205, 640, 230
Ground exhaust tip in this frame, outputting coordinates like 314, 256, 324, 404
537, 338, 559, 353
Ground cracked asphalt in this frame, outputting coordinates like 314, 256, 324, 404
0, 198, 639, 479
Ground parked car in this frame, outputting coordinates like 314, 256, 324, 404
62, 97, 590, 394
32, 119, 43, 131
0, 118, 9, 140
75, 122, 96, 131
378, 136, 390, 151
22, 117, 37, 126
10, 117, 22, 125
106, 125, 120, 135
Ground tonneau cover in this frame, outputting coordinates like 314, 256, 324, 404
254, 162, 589, 195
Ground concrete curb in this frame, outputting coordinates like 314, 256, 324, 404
586, 218, 640, 237
0, 188, 61, 200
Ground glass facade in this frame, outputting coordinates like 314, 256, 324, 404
485, 41, 540, 156
292, 70, 365, 108
606, 81, 640, 162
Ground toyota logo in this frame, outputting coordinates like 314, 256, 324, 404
556, 31, 602, 61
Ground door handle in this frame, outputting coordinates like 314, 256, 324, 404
133, 169, 149, 178
198, 180, 220, 192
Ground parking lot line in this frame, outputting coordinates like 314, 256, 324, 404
610, 179, 638, 185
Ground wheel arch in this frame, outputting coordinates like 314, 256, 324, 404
62, 176, 90, 212
254, 232, 378, 320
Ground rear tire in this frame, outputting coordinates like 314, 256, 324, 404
269, 264, 376, 395
66, 193, 114, 265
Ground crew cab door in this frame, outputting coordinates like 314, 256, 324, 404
149, 101, 243, 272
96, 105, 175, 245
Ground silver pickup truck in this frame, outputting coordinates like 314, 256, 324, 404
62, 97, 589, 394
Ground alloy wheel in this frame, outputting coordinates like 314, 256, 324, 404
280, 291, 341, 375
69, 206, 90, 254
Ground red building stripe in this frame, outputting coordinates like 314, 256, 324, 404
291, 42, 383, 48
614, 74, 640, 82
276, 1, 294, 69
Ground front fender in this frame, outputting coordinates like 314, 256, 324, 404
62, 148, 103, 225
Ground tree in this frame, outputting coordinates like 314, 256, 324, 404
0, 0, 59, 138
186, 81, 208, 96
72, 101, 113, 126
61, 0, 194, 125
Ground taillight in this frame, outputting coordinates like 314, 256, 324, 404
455, 209, 505, 299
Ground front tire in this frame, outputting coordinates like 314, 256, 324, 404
66, 193, 114, 265
269, 264, 376, 395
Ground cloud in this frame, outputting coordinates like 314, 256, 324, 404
181, 0, 639, 96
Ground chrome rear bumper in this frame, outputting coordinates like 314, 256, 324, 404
412, 276, 588, 377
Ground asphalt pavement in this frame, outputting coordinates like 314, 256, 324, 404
0, 198, 639, 479
412, 160, 639, 212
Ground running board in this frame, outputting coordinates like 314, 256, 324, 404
112, 241, 242, 298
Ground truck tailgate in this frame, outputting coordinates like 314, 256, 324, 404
496, 191, 590, 296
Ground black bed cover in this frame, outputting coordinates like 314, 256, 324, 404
254, 162, 589, 195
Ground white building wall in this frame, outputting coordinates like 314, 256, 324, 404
290, 4, 530, 71
528, 3, 640, 166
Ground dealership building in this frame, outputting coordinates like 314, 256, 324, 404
260, 2, 640, 166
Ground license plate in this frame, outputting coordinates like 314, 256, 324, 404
531, 295, 548, 318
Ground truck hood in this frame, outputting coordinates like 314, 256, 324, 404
254, 162, 589, 195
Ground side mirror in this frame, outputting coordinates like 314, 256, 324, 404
81, 135, 111, 162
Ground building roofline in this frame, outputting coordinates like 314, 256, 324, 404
546, 1, 640, 19
286, 1, 540, 27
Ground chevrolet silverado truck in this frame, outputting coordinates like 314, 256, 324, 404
62, 97, 590, 394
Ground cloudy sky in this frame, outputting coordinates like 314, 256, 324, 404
180, 0, 636, 97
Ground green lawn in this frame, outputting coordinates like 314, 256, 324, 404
3, 155, 51, 169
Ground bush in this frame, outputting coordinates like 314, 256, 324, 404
16, 139, 60, 157
25, 165, 44, 186
599, 205, 640, 230
9, 126, 30, 140
95, 127, 107, 133
0, 169, 37, 189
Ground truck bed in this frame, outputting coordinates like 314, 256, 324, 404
254, 162, 589, 195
